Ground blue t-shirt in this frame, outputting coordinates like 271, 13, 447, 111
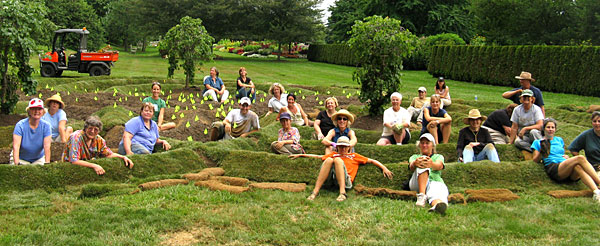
509, 85, 544, 107
42, 109, 67, 138
203, 76, 224, 93
121, 116, 159, 152
531, 137, 566, 166
13, 118, 52, 162
421, 107, 447, 134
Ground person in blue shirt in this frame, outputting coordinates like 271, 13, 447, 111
203, 67, 229, 102
502, 71, 545, 116
42, 94, 73, 142
10, 98, 52, 165
531, 118, 600, 204
119, 102, 172, 155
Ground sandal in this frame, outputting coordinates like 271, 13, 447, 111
307, 192, 317, 201
336, 193, 347, 202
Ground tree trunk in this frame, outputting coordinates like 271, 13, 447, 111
123, 39, 129, 52
141, 36, 147, 52
1, 47, 9, 106
288, 42, 292, 55
277, 42, 281, 61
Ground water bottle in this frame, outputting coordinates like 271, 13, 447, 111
475, 95, 478, 101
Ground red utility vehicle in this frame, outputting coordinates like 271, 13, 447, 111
39, 28, 118, 77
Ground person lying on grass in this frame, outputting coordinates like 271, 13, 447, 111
532, 118, 600, 204
410, 133, 449, 215
63, 116, 133, 175
289, 136, 393, 202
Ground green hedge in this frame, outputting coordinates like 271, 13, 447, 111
428, 45, 600, 96
307, 44, 358, 66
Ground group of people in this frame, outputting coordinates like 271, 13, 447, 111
9, 69, 600, 212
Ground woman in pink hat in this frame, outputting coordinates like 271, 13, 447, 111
10, 98, 52, 165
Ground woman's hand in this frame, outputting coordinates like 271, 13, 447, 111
122, 156, 134, 169
317, 132, 324, 140
93, 164, 105, 175
468, 142, 481, 147
289, 154, 300, 160
275, 141, 285, 149
163, 141, 171, 151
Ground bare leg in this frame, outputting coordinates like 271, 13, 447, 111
441, 122, 451, 144
312, 158, 334, 195
376, 138, 391, 146
431, 199, 442, 207
558, 156, 600, 191
160, 122, 176, 131
333, 157, 347, 194
418, 170, 429, 194
393, 130, 406, 144
428, 123, 439, 144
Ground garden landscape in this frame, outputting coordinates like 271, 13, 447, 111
1, 0, 600, 245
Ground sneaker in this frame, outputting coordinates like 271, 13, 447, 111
415, 193, 427, 207
593, 193, 600, 204
429, 202, 448, 215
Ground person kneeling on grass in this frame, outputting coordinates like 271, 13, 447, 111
210, 97, 260, 141
289, 136, 393, 202
63, 116, 133, 175
532, 118, 600, 203
409, 133, 449, 215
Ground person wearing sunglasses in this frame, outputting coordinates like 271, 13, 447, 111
322, 109, 357, 154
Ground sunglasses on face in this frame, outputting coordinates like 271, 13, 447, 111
338, 117, 348, 121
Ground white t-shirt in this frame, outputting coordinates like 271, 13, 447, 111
268, 93, 288, 113
225, 109, 260, 133
510, 104, 543, 130
382, 106, 410, 136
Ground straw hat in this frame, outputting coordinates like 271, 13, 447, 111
332, 109, 354, 126
463, 109, 487, 124
515, 71, 535, 82
45, 94, 65, 109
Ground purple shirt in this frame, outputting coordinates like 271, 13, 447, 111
121, 116, 159, 152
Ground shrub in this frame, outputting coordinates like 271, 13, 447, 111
307, 44, 358, 66
243, 45, 261, 53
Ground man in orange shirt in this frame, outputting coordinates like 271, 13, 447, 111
290, 136, 393, 202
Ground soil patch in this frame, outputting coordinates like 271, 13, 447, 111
547, 190, 593, 198
138, 179, 189, 191
104, 125, 124, 150
0, 115, 25, 127
160, 226, 215, 246
466, 188, 519, 202
249, 182, 306, 192
210, 176, 249, 186
194, 179, 249, 194
354, 184, 416, 200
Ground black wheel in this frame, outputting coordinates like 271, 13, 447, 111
41, 64, 56, 77
55, 70, 63, 77
89, 66, 106, 76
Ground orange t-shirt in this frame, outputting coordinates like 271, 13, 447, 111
322, 152, 369, 182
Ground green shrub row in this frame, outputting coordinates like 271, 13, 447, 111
428, 45, 600, 96
307, 44, 358, 66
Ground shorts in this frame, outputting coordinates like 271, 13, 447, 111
380, 129, 411, 145
323, 161, 353, 190
52, 135, 62, 142
544, 162, 579, 183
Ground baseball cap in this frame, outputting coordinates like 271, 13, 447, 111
279, 112, 291, 120
26, 98, 44, 111
520, 89, 534, 97
336, 136, 351, 146
418, 87, 427, 92
239, 97, 251, 105
419, 133, 436, 145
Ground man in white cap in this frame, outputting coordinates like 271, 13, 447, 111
290, 136, 393, 202
408, 87, 430, 122
11, 98, 52, 165
502, 71, 545, 116
509, 89, 543, 153
210, 97, 260, 141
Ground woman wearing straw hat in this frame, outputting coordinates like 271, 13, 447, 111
42, 94, 73, 142
457, 109, 500, 163
265, 83, 288, 117
10, 98, 52, 165
322, 109, 357, 154
502, 71, 545, 116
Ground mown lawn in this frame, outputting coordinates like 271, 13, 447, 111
4, 46, 598, 245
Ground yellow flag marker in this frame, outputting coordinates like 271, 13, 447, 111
221, 111, 226, 117
169, 90, 172, 94
128, 111, 133, 116
125, 97, 128, 101
343, 90, 346, 94
139, 97, 142, 102
204, 96, 208, 101
113, 102, 117, 108
174, 105, 180, 113
201, 100, 204, 104
319, 101, 323, 105
50, 87, 54, 91
215, 111, 219, 117
179, 112, 184, 118
84, 88, 88, 93
315, 97, 319, 101
233, 122, 238, 128
134, 88, 138, 92
128, 91, 132, 95
194, 115, 199, 121
119, 97, 122, 102
187, 136, 193, 141
192, 105, 196, 110
185, 106, 188, 111
228, 106, 232, 112
327, 90, 330, 94
190, 98, 195, 104
185, 121, 190, 128
209, 104, 214, 110
357, 91, 361, 95
196, 93, 200, 98
189, 93, 194, 98
299, 90, 302, 94
263, 92, 267, 97
134, 93, 139, 97
142, 92, 146, 97
38, 93, 43, 98
75, 98, 78, 102
220, 104, 224, 109
171, 114, 176, 120
302, 95, 305, 100
113, 91, 116, 97
67, 91, 70, 95
204, 128, 208, 134
45, 84, 49, 89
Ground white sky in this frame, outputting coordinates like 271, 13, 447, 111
317, 0, 336, 24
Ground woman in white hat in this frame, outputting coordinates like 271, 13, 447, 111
409, 133, 449, 215
322, 109, 357, 154
42, 94, 73, 142
457, 109, 499, 163
10, 98, 52, 165
377, 92, 411, 146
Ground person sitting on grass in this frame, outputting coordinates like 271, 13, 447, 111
42, 94, 73, 142
313, 97, 338, 140
502, 71, 545, 116
119, 102, 172, 155
63, 116, 133, 175
421, 94, 452, 144
532, 118, 600, 204
290, 136, 393, 202
408, 86, 430, 122
210, 97, 260, 141
271, 112, 304, 155
457, 109, 500, 163
235, 67, 256, 102
10, 98, 52, 165
322, 109, 357, 154
509, 89, 543, 153
203, 66, 229, 102
482, 104, 518, 144
568, 111, 600, 174
409, 133, 449, 215
265, 83, 288, 117
377, 92, 411, 146
435, 77, 451, 107
279, 93, 313, 127
143, 81, 176, 131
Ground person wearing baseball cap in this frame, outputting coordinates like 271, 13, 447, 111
271, 112, 304, 155
377, 92, 411, 146
42, 94, 73, 142
210, 97, 260, 141
408, 87, 430, 122
509, 89, 544, 153
408, 133, 449, 215
502, 71, 545, 116
290, 136, 393, 202
10, 98, 52, 165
